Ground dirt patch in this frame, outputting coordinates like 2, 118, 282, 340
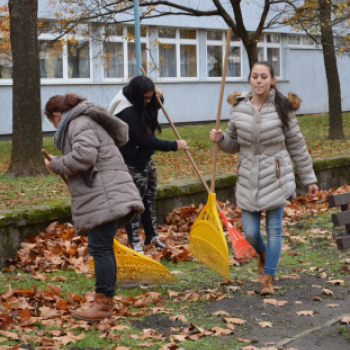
205, 276, 350, 349
133, 314, 188, 335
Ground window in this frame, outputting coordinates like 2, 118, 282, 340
157, 27, 198, 79
257, 34, 281, 77
68, 41, 90, 78
103, 42, 124, 78
206, 30, 242, 79
288, 34, 315, 48
39, 41, 63, 79
0, 54, 12, 80
102, 25, 149, 80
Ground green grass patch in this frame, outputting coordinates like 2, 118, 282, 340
0, 113, 350, 210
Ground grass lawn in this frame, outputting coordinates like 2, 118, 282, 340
0, 112, 350, 211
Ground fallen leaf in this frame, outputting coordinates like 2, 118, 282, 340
321, 288, 333, 296
341, 317, 350, 325
263, 299, 287, 307
170, 315, 188, 322
211, 326, 233, 336
212, 311, 230, 317
296, 310, 314, 317
326, 304, 339, 308
327, 279, 345, 286
170, 270, 183, 275
224, 317, 246, 325
238, 337, 251, 343
259, 321, 272, 328
313, 296, 322, 302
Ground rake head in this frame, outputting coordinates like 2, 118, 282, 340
189, 193, 231, 281
90, 239, 176, 284
219, 212, 256, 264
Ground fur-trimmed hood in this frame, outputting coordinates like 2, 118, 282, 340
66, 101, 129, 148
227, 91, 302, 111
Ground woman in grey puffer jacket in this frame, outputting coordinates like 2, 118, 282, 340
210, 62, 318, 295
44, 94, 144, 321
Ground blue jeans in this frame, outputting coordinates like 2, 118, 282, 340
241, 206, 284, 276
88, 219, 118, 297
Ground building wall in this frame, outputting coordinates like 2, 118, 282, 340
1, 3, 350, 136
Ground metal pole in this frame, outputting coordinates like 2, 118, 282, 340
133, 0, 142, 76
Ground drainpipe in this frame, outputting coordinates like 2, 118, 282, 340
133, 0, 142, 76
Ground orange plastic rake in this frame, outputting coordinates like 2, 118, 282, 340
42, 149, 176, 284
219, 212, 256, 264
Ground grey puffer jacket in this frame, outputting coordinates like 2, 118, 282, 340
219, 89, 317, 212
51, 101, 144, 234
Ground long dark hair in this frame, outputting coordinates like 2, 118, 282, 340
44, 94, 87, 121
123, 75, 162, 134
249, 61, 293, 129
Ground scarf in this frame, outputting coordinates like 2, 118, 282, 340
54, 110, 72, 150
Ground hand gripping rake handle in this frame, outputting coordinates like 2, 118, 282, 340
211, 28, 232, 193
42, 149, 68, 185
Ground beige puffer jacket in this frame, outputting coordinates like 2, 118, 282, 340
219, 89, 317, 212
51, 101, 144, 234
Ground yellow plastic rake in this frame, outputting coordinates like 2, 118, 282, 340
90, 239, 176, 284
189, 193, 230, 280
141, 33, 232, 280
42, 149, 176, 284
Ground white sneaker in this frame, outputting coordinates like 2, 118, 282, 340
131, 242, 144, 254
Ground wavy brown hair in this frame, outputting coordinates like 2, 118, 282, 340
44, 94, 87, 121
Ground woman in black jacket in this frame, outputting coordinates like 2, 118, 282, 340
108, 76, 189, 253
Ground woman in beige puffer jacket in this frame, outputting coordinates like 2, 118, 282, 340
210, 62, 318, 295
44, 94, 144, 321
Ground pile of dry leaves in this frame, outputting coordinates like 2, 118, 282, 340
7, 184, 350, 276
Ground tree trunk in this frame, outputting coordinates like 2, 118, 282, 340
318, 0, 344, 139
242, 34, 259, 70
7, 0, 48, 176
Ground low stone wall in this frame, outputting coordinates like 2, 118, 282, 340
1, 155, 350, 268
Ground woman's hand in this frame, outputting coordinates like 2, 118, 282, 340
177, 140, 189, 150
45, 158, 53, 171
308, 184, 318, 199
155, 87, 163, 100
210, 129, 223, 143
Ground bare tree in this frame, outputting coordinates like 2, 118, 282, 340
281, 0, 349, 139
8, 0, 48, 176
48, 0, 285, 69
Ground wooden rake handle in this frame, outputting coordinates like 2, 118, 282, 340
211, 28, 232, 193
42, 149, 68, 185
140, 67, 211, 195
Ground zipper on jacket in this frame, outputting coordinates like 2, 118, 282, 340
275, 158, 283, 188
236, 160, 242, 181
256, 114, 260, 123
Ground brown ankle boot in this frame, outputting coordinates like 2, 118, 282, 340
71, 293, 114, 321
257, 250, 266, 275
260, 274, 275, 295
